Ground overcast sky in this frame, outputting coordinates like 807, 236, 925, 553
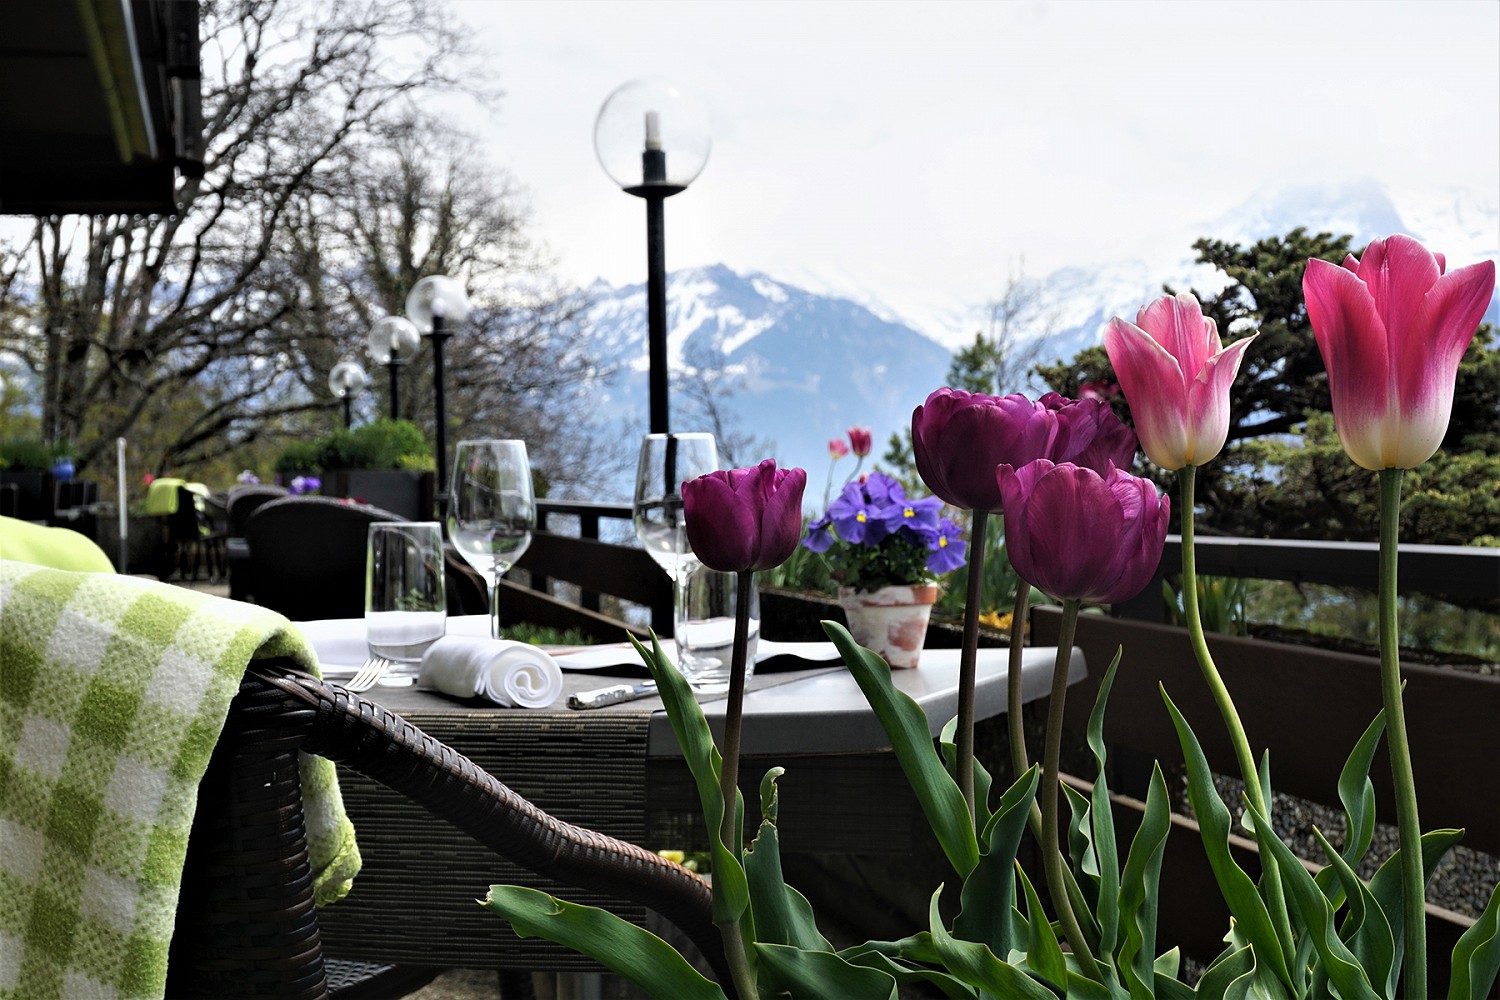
452, 0, 1499, 336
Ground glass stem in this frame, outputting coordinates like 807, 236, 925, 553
1042, 599, 1103, 983
488, 580, 501, 639
957, 509, 989, 821
717, 568, 757, 1000
1380, 468, 1425, 1000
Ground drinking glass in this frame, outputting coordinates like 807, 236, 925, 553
632, 432, 719, 679
449, 439, 535, 638
365, 521, 447, 682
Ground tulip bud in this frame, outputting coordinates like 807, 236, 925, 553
847, 426, 873, 457
682, 460, 808, 573
997, 460, 1169, 605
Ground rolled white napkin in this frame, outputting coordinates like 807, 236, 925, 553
418, 636, 564, 709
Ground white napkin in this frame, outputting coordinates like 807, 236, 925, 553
418, 636, 564, 708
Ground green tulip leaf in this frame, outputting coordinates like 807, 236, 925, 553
744, 767, 831, 953
1448, 880, 1500, 1000
1319, 708, 1386, 907
1065, 970, 1121, 1000
1242, 796, 1381, 1000
824, 620, 980, 876
1014, 861, 1068, 991
1368, 826, 1466, 996
1161, 688, 1293, 990
630, 632, 748, 925
1194, 946, 1257, 998
482, 885, 727, 1000
923, 888, 1056, 999
1153, 974, 1197, 1000
754, 942, 899, 1000
843, 950, 982, 1000
840, 931, 944, 967
956, 764, 1039, 959
1116, 762, 1170, 1000
1065, 781, 1101, 883
1311, 826, 1395, 995
941, 715, 996, 832
1087, 649, 1124, 957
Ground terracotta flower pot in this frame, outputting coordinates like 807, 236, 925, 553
837, 582, 939, 668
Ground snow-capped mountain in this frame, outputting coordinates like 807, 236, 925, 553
584, 264, 952, 500
582, 180, 1497, 502
946, 178, 1500, 369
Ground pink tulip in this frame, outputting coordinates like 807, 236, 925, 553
1104, 292, 1257, 471
828, 438, 850, 460
683, 459, 808, 573
997, 460, 1170, 605
847, 426, 873, 458
1303, 234, 1496, 471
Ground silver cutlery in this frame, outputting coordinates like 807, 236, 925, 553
345, 655, 395, 693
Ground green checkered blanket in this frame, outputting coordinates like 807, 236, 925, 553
0, 561, 360, 999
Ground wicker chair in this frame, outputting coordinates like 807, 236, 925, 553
166, 657, 722, 1000
241, 496, 487, 618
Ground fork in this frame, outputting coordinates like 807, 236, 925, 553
345, 655, 394, 693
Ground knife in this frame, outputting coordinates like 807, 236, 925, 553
568, 681, 658, 710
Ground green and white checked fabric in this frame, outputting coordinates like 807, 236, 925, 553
0, 561, 360, 1000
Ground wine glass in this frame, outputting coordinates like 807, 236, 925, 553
449, 439, 535, 638
632, 433, 718, 670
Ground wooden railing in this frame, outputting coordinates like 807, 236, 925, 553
1032, 536, 1499, 987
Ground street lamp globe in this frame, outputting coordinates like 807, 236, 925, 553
594, 78, 711, 193
405, 275, 470, 331
327, 360, 368, 399
366, 315, 421, 365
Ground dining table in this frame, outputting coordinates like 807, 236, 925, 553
296, 615, 1087, 975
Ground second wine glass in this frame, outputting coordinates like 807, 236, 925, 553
449, 439, 535, 639
633, 432, 718, 670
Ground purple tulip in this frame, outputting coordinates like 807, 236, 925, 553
1303, 234, 1496, 470
997, 459, 1169, 605
683, 459, 808, 573
912, 387, 1138, 512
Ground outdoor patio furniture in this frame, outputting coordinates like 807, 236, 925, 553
225, 484, 289, 598
167, 656, 722, 999
165, 484, 226, 581
241, 495, 488, 619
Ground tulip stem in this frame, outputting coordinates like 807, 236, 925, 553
1178, 468, 1263, 803
1380, 468, 1426, 1000
716, 569, 757, 1000
1042, 599, 1103, 983
958, 509, 989, 821
1006, 581, 1032, 785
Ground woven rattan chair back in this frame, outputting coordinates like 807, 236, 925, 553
168, 658, 721, 998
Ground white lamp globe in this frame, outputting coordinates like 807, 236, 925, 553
594, 78, 711, 191
366, 315, 421, 364
327, 360, 369, 399
405, 275, 471, 331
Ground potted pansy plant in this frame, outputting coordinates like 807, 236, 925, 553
802, 471, 966, 667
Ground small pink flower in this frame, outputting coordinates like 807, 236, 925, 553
1303, 234, 1495, 470
847, 426, 873, 457
828, 438, 850, 460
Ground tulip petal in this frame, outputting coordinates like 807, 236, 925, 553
683, 474, 758, 573
1105, 317, 1192, 470
1303, 258, 1393, 470
756, 466, 807, 569
1377, 258, 1493, 468
1353, 235, 1443, 351
1135, 292, 1219, 377
1183, 336, 1256, 466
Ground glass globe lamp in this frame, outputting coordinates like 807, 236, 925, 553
594, 78, 711, 194
366, 316, 421, 365
327, 360, 368, 398
405, 275, 471, 332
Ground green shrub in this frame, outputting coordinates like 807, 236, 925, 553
0, 438, 68, 472
274, 420, 431, 474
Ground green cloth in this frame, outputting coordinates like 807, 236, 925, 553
140, 480, 208, 517
0, 560, 360, 1000
0, 517, 116, 574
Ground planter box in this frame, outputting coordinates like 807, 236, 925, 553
0, 469, 54, 521
320, 469, 435, 520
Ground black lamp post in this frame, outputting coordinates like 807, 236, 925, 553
595, 79, 711, 434
327, 360, 368, 429
366, 315, 421, 420
405, 275, 470, 516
